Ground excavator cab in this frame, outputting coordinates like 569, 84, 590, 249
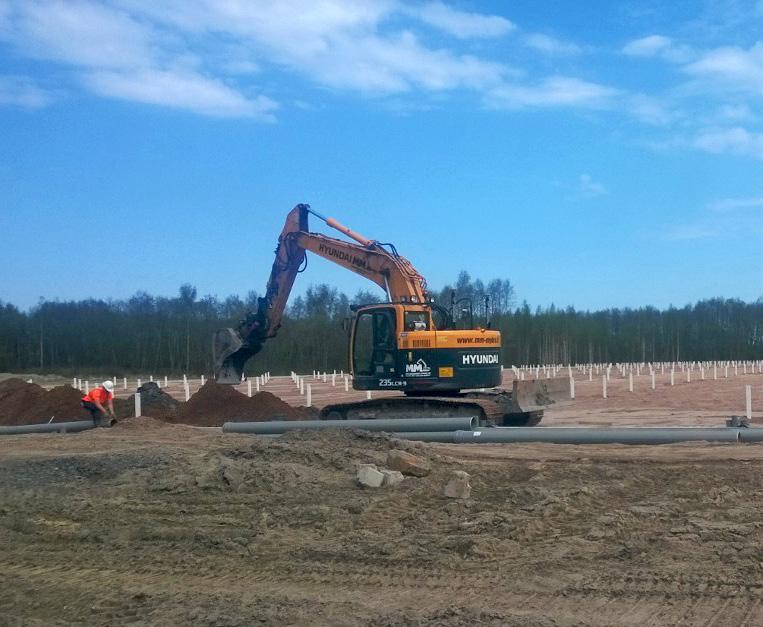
349, 303, 502, 393
352, 305, 399, 378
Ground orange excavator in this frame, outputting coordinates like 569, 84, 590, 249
213, 204, 566, 425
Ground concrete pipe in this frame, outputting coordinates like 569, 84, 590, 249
396, 427, 742, 445
0, 420, 96, 436
222, 416, 478, 435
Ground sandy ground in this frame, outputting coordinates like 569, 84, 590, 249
3, 370, 763, 625
100, 368, 763, 428
3, 420, 763, 626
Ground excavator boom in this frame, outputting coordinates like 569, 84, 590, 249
214, 204, 428, 382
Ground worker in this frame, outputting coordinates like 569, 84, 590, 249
81, 380, 117, 426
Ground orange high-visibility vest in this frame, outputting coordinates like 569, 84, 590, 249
82, 387, 113, 404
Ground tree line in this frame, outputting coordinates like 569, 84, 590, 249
1, 272, 761, 376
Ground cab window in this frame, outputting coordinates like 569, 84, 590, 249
404, 311, 429, 332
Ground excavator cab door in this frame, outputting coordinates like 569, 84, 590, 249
352, 307, 397, 377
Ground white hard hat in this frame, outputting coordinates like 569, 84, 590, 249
102, 380, 114, 393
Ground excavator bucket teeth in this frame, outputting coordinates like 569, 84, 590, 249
213, 328, 254, 384
511, 378, 569, 413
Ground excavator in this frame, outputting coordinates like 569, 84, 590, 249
213, 204, 567, 426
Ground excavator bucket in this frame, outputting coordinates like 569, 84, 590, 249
213, 328, 258, 384
510, 378, 570, 413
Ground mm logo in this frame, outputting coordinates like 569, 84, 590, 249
461, 353, 499, 366
405, 358, 431, 377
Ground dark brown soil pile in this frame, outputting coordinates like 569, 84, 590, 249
173, 380, 315, 427
124, 382, 179, 421
0, 378, 90, 425
0, 379, 181, 425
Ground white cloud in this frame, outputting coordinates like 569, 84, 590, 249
523, 33, 581, 55
708, 196, 763, 211
626, 94, 674, 125
664, 196, 763, 241
6, 0, 157, 70
684, 42, 763, 96
414, 1, 514, 39
0, 74, 53, 108
578, 174, 607, 197
691, 127, 763, 159
488, 76, 618, 109
717, 103, 756, 122
84, 68, 277, 119
663, 223, 720, 241
623, 35, 672, 57
0, 0, 622, 118
622, 34, 693, 63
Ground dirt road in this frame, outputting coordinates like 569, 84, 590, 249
2, 421, 763, 625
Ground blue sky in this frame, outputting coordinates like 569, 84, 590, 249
1, 0, 763, 311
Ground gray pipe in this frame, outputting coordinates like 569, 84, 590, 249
396, 427, 742, 445
739, 428, 763, 443
0, 420, 96, 435
222, 416, 478, 435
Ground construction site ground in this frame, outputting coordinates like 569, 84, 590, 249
2, 370, 763, 625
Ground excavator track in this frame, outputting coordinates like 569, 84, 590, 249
318, 389, 543, 427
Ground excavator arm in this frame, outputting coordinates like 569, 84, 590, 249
213, 204, 428, 383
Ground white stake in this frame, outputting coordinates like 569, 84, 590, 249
72, 377, 77, 388
137, 378, 141, 389
201, 375, 205, 385
123, 377, 127, 390
134, 390, 142, 417
85, 380, 89, 394
299, 377, 305, 395
569, 377, 575, 400
651, 372, 655, 390
366, 390, 372, 400
602, 376, 607, 399
344, 376, 349, 392
332, 373, 336, 386
628, 371, 633, 392
256, 378, 260, 392
746, 385, 752, 421
247, 379, 252, 397
306, 384, 312, 407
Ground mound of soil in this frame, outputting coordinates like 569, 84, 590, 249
173, 380, 315, 427
0, 378, 90, 425
123, 382, 179, 421
0, 379, 181, 426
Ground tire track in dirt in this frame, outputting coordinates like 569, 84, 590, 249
4, 557, 762, 627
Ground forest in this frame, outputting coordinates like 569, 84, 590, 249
1, 272, 762, 376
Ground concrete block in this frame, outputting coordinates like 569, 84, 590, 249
443, 470, 471, 499
381, 469, 405, 486
357, 464, 384, 488
386, 449, 431, 477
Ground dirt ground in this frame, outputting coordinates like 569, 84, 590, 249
3, 420, 763, 626
3, 369, 763, 625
